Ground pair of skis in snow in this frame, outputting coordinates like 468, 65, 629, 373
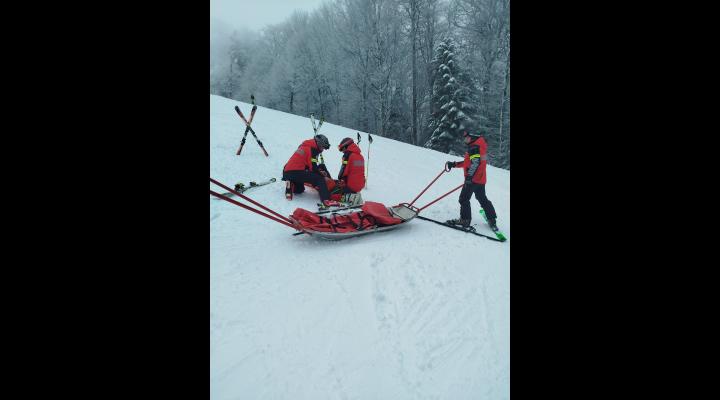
310, 113, 324, 135
417, 209, 507, 242
212, 178, 276, 199
235, 94, 269, 156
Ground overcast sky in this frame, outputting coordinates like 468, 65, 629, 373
211, 0, 329, 32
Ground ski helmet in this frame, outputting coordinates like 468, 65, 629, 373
315, 134, 330, 150
338, 137, 354, 151
463, 130, 483, 139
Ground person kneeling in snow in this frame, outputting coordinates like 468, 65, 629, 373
445, 131, 498, 231
333, 137, 365, 206
282, 134, 340, 207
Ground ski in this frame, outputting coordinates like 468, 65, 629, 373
316, 204, 364, 214
310, 113, 325, 134
479, 209, 507, 241
317, 202, 354, 211
236, 95, 257, 155
212, 178, 276, 199
234, 104, 269, 156
416, 215, 506, 242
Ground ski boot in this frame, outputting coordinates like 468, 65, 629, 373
487, 218, 498, 232
341, 193, 363, 206
446, 218, 471, 228
285, 181, 293, 200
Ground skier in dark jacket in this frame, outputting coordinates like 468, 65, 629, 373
445, 131, 499, 230
282, 134, 339, 206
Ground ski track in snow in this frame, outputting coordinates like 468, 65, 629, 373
210, 95, 509, 400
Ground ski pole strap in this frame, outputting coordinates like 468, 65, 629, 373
210, 190, 296, 229
409, 168, 447, 207
417, 184, 464, 212
210, 177, 291, 224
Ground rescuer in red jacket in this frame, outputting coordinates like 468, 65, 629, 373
336, 137, 365, 194
282, 134, 339, 206
445, 131, 498, 230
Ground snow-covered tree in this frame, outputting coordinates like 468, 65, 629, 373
209, 0, 509, 169
424, 38, 478, 154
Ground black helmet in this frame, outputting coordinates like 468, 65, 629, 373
314, 134, 330, 150
463, 130, 483, 139
338, 137, 354, 151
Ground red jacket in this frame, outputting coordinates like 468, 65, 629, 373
284, 139, 323, 173
452, 137, 488, 184
337, 142, 365, 193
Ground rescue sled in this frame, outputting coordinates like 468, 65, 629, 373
289, 201, 419, 240
212, 164, 503, 242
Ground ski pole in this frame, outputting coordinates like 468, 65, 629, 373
366, 133, 373, 188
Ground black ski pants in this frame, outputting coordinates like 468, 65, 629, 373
282, 170, 331, 201
459, 183, 497, 222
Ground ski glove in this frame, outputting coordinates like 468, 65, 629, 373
446, 161, 456, 170
317, 163, 330, 178
464, 178, 473, 187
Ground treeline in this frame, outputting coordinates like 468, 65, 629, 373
210, 0, 509, 169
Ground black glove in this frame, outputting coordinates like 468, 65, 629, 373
464, 178, 473, 187
446, 161, 455, 170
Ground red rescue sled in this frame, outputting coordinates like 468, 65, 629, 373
289, 201, 419, 240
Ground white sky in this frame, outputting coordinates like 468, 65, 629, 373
211, 0, 329, 32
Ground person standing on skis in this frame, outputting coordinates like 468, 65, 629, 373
445, 131, 499, 231
282, 134, 340, 207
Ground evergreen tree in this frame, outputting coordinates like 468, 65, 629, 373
424, 39, 477, 155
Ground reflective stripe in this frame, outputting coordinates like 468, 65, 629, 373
311, 158, 318, 162
469, 154, 488, 161
343, 161, 348, 164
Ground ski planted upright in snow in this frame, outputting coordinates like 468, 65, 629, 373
236, 94, 258, 155
213, 178, 277, 199
310, 113, 325, 134
235, 101, 269, 156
